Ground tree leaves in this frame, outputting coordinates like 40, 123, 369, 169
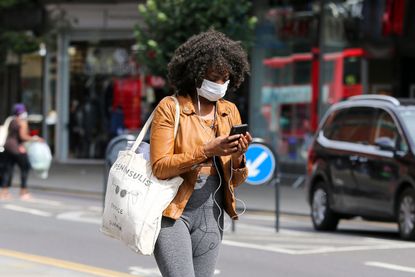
134, 0, 257, 77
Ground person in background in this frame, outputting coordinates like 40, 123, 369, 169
150, 30, 252, 277
0, 104, 42, 200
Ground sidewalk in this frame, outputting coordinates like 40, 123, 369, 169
17, 162, 309, 216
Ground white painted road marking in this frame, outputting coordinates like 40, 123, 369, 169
3, 201, 415, 257
365, 261, 415, 273
56, 211, 101, 224
23, 198, 62, 206
128, 266, 221, 276
88, 206, 102, 212
247, 151, 268, 177
223, 238, 415, 255
129, 266, 161, 276
223, 240, 297, 255
2, 204, 52, 217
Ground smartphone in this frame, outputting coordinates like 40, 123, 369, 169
229, 124, 248, 136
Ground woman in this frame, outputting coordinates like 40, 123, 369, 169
150, 30, 252, 277
0, 104, 40, 200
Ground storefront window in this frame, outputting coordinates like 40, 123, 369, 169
258, 2, 318, 163
344, 57, 361, 85
21, 53, 43, 137
21, 54, 43, 114
68, 40, 142, 159
319, 0, 365, 115
255, 0, 369, 163
279, 103, 312, 161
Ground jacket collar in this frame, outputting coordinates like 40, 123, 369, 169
178, 94, 230, 116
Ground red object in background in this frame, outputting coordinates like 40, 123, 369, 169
30, 129, 40, 136
263, 53, 312, 68
263, 48, 364, 133
113, 78, 141, 129
311, 48, 320, 133
323, 48, 364, 104
383, 0, 405, 36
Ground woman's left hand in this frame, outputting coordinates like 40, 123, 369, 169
231, 132, 253, 167
238, 132, 253, 154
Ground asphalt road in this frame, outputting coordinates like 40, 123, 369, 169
1, 188, 415, 277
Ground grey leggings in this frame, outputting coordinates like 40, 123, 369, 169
154, 174, 224, 277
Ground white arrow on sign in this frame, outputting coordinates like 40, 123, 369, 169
247, 151, 269, 178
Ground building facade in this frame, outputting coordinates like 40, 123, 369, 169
1, 0, 414, 166
250, 0, 415, 168
1, 1, 145, 162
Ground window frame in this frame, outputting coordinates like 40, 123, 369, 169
374, 108, 409, 153
323, 106, 377, 145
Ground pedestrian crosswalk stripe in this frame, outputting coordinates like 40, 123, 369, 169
2, 204, 52, 217
365, 261, 415, 273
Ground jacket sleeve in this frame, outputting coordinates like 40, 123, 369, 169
230, 103, 248, 187
150, 98, 208, 180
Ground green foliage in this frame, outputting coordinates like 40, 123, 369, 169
1, 31, 40, 54
0, 0, 44, 66
0, 0, 34, 9
134, 0, 257, 77
0, 0, 20, 8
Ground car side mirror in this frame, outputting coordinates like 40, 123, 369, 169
375, 137, 395, 152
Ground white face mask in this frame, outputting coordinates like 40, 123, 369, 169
196, 79, 230, 102
19, 112, 28, 119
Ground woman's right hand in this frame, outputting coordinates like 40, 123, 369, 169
203, 134, 241, 157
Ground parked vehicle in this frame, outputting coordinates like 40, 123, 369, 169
306, 95, 415, 240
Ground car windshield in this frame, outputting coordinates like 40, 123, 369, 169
399, 108, 415, 146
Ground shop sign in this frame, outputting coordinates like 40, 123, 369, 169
261, 85, 311, 104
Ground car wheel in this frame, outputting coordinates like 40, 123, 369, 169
398, 188, 415, 240
311, 182, 339, 231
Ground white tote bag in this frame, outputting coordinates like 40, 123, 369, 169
101, 96, 183, 255
0, 116, 14, 152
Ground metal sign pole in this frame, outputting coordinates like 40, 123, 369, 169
274, 148, 280, 233
275, 174, 280, 233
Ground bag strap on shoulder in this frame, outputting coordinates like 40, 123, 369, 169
131, 96, 180, 152
2, 116, 15, 129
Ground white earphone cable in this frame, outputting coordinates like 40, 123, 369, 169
212, 156, 247, 232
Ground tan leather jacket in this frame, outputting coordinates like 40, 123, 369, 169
150, 95, 248, 220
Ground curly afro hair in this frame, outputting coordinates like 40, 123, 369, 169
168, 29, 250, 96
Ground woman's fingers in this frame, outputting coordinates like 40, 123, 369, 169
228, 134, 241, 142
241, 136, 248, 146
216, 134, 254, 156
237, 136, 249, 152
223, 137, 239, 147
245, 132, 253, 144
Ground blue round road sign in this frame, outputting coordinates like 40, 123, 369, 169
245, 143, 276, 185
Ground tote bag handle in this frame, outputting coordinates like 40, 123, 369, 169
131, 96, 180, 153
